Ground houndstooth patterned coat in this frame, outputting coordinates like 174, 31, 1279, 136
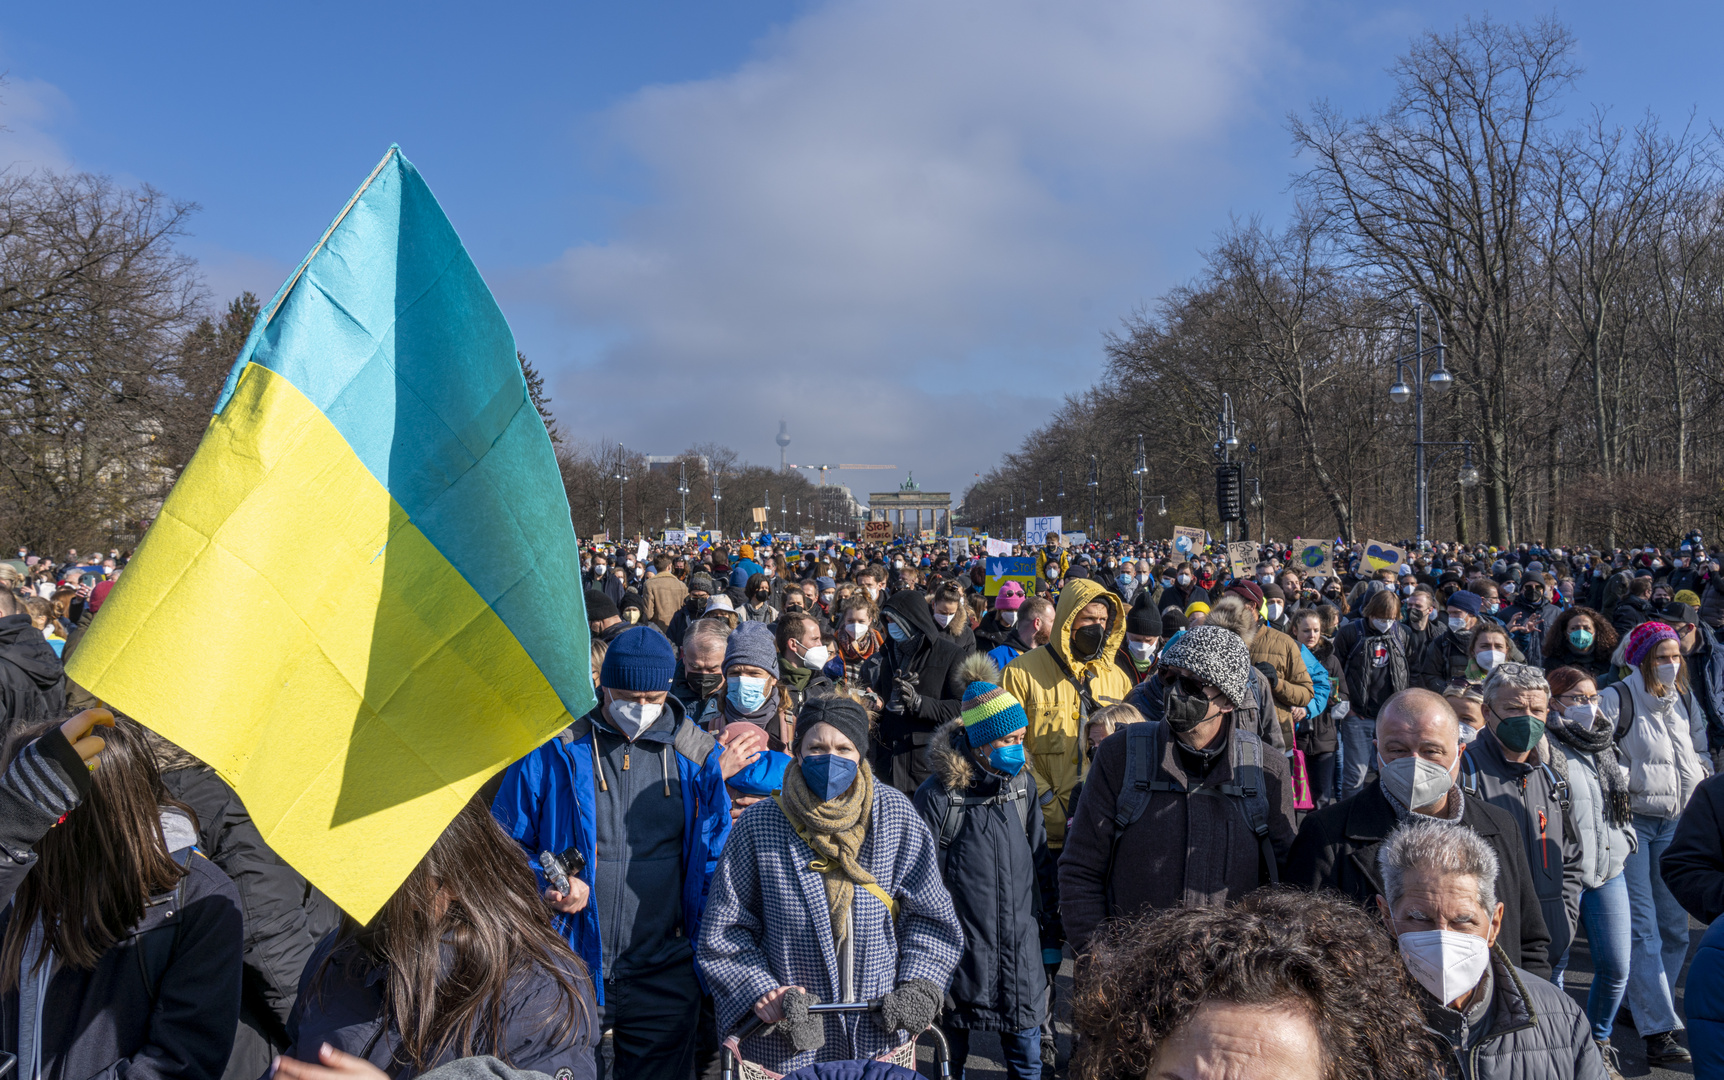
697, 779, 964, 1074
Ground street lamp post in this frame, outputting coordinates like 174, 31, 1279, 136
1087, 454, 1099, 539
710, 465, 723, 537
677, 461, 690, 531
1133, 434, 1147, 544
611, 445, 628, 542
1213, 394, 1240, 543
1388, 305, 1464, 543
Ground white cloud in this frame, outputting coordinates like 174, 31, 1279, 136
529, 0, 1279, 498
0, 76, 74, 174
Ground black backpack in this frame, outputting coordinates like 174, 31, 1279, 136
1104, 721, 1277, 902
937, 770, 1032, 875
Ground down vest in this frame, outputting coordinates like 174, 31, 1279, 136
1548, 740, 1632, 892
1598, 669, 1708, 820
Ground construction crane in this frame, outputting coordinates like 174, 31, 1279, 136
788, 463, 897, 485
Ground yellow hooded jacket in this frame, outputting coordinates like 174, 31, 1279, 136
999, 577, 1131, 848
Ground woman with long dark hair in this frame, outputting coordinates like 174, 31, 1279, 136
1543, 607, 1618, 679
284, 795, 598, 1079
0, 709, 246, 1080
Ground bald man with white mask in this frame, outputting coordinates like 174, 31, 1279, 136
1285, 688, 1554, 976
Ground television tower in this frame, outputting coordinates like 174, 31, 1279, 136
776, 420, 791, 473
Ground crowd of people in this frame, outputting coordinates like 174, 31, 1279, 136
6, 528, 1724, 1080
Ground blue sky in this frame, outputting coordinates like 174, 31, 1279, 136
6, 1, 1722, 502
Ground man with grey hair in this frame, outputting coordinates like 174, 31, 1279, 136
1286, 687, 1551, 975
1377, 818, 1606, 1079
1472, 662, 1584, 982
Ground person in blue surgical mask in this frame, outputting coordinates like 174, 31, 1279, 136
912, 658, 1056, 1080
491, 626, 736, 1080
698, 695, 964, 1077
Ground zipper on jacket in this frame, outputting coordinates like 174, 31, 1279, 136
622, 745, 631, 771
1538, 810, 1549, 870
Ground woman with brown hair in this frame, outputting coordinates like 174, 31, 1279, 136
0, 709, 245, 1080
1544, 606, 1619, 680
285, 795, 598, 1079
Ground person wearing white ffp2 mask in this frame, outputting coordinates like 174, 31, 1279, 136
1376, 820, 1503, 1025
1375, 818, 1601, 1071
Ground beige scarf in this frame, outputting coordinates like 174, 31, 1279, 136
776, 758, 878, 947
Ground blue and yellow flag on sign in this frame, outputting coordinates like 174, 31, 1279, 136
67, 147, 592, 921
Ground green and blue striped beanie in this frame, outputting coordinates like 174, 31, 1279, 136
961, 680, 1029, 748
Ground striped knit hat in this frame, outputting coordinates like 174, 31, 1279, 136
961, 680, 1029, 748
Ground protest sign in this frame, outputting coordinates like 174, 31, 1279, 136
862, 520, 893, 542
1293, 539, 1332, 576
1172, 525, 1207, 557
1227, 541, 1257, 580
985, 537, 1012, 557
919, 529, 936, 543
985, 556, 1038, 597
664, 529, 686, 545
1061, 532, 1088, 547
949, 537, 969, 561
1364, 539, 1406, 573
751, 507, 768, 524
1024, 515, 1062, 545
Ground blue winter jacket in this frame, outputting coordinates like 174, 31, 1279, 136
491, 703, 732, 1005
1688, 915, 1724, 1075
1299, 642, 1332, 717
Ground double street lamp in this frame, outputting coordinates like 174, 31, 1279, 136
1388, 305, 1480, 543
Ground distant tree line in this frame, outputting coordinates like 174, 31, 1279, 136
966, 17, 1724, 549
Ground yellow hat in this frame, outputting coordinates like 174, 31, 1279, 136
1185, 601, 1211, 617
739, 543, 755, 558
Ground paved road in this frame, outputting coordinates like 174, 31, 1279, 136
918, 918, 1706, 1079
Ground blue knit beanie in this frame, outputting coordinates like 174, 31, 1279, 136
961, 680, 1029, 748
600, 626, 677, 692
723, 621, 780, 677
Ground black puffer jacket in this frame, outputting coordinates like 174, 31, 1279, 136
0, 729, 245, 1080
153, 749, 342, 1080
1283, 781, 1552, 977
1420, 947, 1605, 1079
911, 713, 1054, 1033
0, 613, 64, 733
873, 591, 976, 793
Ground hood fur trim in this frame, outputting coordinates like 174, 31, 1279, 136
929, 716, 976, 792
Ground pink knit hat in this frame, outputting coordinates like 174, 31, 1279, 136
1624, 620, 1678, 666
996, 581, 1027, 611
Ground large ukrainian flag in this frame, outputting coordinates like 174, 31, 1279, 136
67, 147, 592, 921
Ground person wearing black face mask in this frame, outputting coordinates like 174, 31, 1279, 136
871, 590, 977, 795
1058, 625, 1297, 957
741, 572, 780, 627
670, 620, 731, 732
666, 573, 716, 648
